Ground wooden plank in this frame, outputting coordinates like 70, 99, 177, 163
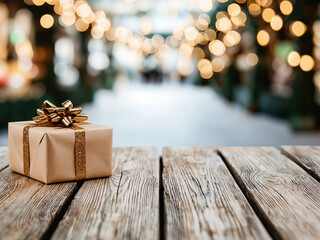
218, 147, 320, 240
162, 147, 271, 240
0, 169, 77, 239
0, 146, 8, 171
52, 147, 159, 240
280, 145, 320, 182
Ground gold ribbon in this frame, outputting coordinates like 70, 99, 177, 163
23, 100, 88, 181
32, 100, 88, 127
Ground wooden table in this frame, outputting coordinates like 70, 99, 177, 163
0, 146, 320, 240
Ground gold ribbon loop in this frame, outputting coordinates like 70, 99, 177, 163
33, 100, 88, 127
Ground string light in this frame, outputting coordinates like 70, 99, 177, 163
300, 55, 314, 72
228, 3, 241, 17
209, 40, 226, 56
262, 8, 275, 23
287, 51, 301, 67
75, 18, 89, 32
32, 0, 45, 6
246, 53, 259, 67
216, 17, 232, 33
223, 31, 241, 47
270, 15, 283, 31
211, 57, 225, 72
248, 3, 261, 16
290, 21, 307, 37
40, 14, 54, 29
280, 1, 293, 16
257, 30, 270, 46
29, 0, 318, 83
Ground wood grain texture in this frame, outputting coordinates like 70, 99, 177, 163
280, 145, 320, 182
52, 147, 159, 240
0, 146, 8, 171
218, 147, 320, 240
162, 147, 271, 240
0, 168, 77, 240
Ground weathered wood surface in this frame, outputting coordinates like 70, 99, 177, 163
0, 168, 77, 239
0, 146, 8, 170
280, 145, 320, 182
218, 147, 320, 240
52, 147, 159, 240
162, 147, 271, 240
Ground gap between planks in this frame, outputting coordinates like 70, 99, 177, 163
1, 146, 320, 240
218, 147, 320, 240
51, 147, 160, 240
280, 145, 320, 183
162, 147, 272, 240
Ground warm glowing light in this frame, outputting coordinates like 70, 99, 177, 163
199, 0, 213, 12
228, 3, 241, 17
300, 55, 314, 72
54, 2, 63, 15
248, 3, 261, 16
141, 39, 154, 54
76, 1, 92, 18
196, 16, 209, 31
223, 31, 241, 47
314, 71, 320, 88
75, 18, 89, 32
15, 40, 34, 59
270, 15, 283, 31
246, 53, 258, 66
60, 0, 74, 9
185, 27, 198, 41
179, 43, 193, 57
46, 0, 58, 5
216, 17, 232, 33
280, 1, 293, 15
60, 12, 76, 26
204, 29, 216, 41
216, 11, 228, 20
151, 34, 164, 48
262, 8, 275, 23
209, 40, 226, 56
140, 17, 153, 35
198, 59, 211, 70
211, 57, 225, 72
177, 58, 194, 76
33, 0, 46, 6
91, 26, 104, 39
257, 30, 270, 46
40, 14, 54, 29
261, 0, 272, 7
287, 51, 300, 67
94, 12, 111, 31
313, 21, 320, 38
193, 47, 205, 60
200, 71, 213, 79
231, 11, 247, 27
290, 21, 307, 37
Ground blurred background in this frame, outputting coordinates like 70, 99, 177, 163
0, 0, 320, 148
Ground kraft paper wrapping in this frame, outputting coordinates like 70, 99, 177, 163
8, 121, 113, 184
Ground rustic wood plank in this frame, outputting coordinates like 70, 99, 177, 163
0, 146, 8, 171
0, 169, 77, 239
280, 145, 320, 182
218, 147, 320, 240
52, 147, 159, 240
162, 147, 271, 240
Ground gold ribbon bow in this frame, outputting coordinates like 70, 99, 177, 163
33, 100, 88, 127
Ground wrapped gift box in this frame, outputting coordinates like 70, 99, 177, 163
8, 121, 113, 184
